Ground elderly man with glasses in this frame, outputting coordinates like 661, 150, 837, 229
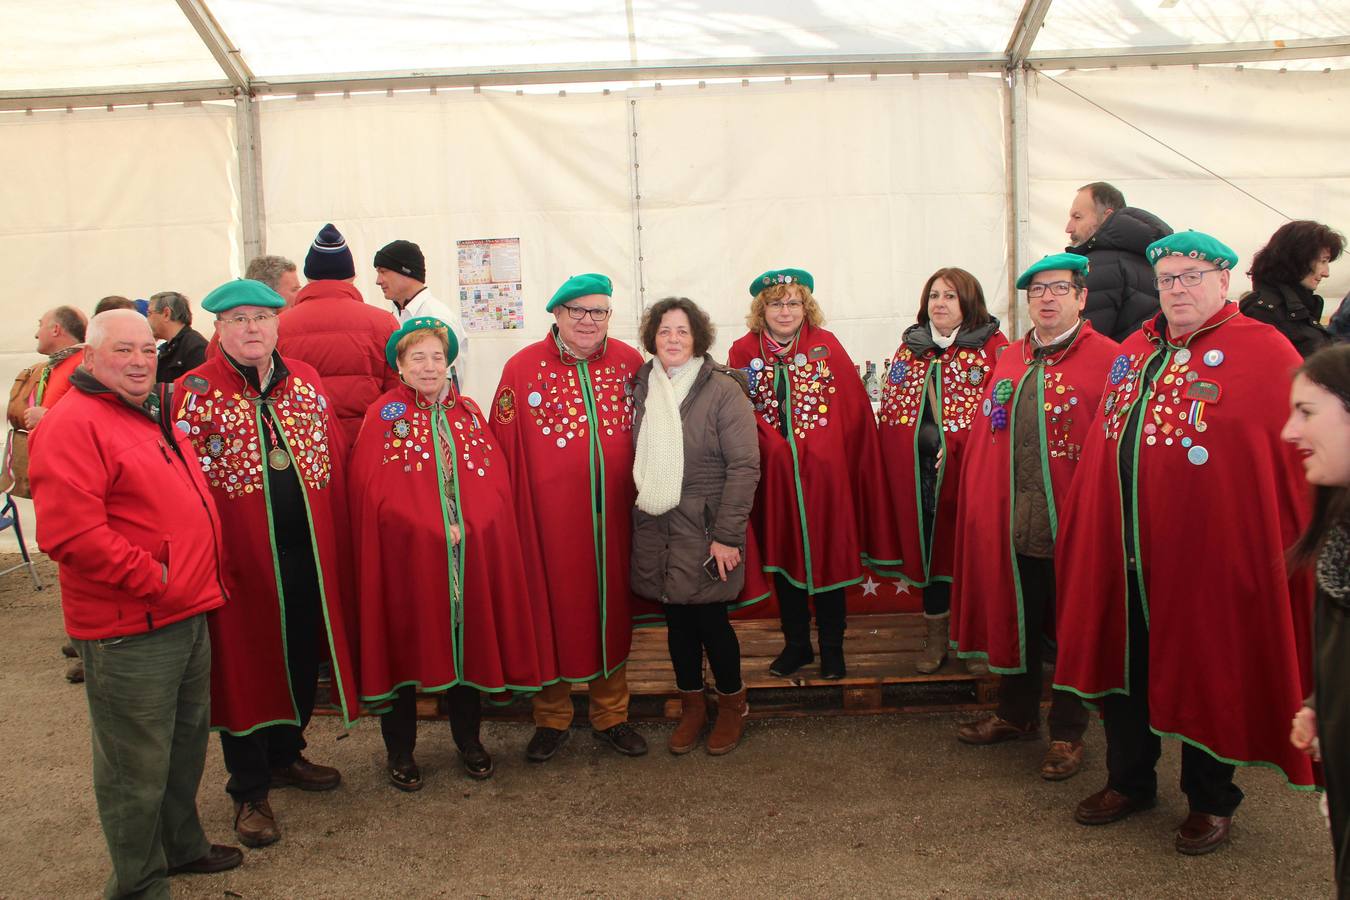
171, 279, 359, 850
1052, 233, 1316, 856
949, 253, 1117, 782
490, 273, 653, 761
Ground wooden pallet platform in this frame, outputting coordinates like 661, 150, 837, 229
321, 613, 1008, 722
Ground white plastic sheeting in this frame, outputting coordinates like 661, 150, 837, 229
1026, 66, 1350, 301
258, 75, 1007, 395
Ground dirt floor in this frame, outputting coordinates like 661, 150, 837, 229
0, 554, 1337, 899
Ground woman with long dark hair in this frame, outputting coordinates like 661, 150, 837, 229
1241, 220, 1345, 358
1283, 343, 1350, 897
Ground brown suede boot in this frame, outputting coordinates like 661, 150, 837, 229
706, 688, 748, 756
668, 690, 708, 755
915, 612, 949, 674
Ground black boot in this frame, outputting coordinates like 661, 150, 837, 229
448, 685, 493, 779
770, 576, 814, 677
815, 590, 847, 680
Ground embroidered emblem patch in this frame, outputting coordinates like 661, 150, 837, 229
182, 375, 209, 395
494, 387, 517, 425
380, 402, 407, 421
205, 433, 226, 458
809, 344, 830, 360
392, 419, 411, 439
1182, 380, 1222, 404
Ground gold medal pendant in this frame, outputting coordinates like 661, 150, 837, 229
267, 448, 291, 470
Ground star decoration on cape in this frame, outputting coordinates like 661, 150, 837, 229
862, 577, 880, 596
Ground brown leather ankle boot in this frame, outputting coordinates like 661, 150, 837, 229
668, 690, 708, 755
706, 687, 748, 756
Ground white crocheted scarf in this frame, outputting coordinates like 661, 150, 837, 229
634, 357, 703, 516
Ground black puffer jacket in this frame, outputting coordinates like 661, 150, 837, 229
1066, 206, 1172, 342
1239, 281, 1334, 359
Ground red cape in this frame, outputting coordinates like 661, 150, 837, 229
877, 328, 1009, 586
490, 332, 657, 680
349, 384, 557, 702
1053, 305, 1315, 786
726, 323, 902, 597
173, 354, 359, 733
950, 322, 1118, 670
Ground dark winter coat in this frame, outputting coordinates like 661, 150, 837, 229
629, 356, 759, 605
1067, 206, 1172, 342
1239, 281, 1334, 359
155, 325, 208, 385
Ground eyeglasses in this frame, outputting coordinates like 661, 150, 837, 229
1155, 268, 1220, 291
217, 312, 279, 328
1026, 281, 1075, 298
767, 300, 804, 311
561, 305, 612, 322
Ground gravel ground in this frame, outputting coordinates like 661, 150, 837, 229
0, 555, 1335, 899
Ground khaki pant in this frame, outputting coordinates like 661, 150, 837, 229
532, 667, 629, 731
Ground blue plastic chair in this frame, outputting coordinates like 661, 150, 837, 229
0, 494, 41, 590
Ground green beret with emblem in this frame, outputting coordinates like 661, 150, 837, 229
1016, 253, 1090, 290
1146, 231, 1238, 270
202, 278, 285, 313
749, 268, 814, 298
547, 273, 613, 312
386, 316, 460, 370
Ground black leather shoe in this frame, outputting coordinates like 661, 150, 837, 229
769, 643, 814, 678
460, 742, 494, 779
819, 646, 846, 680
525, 727, 570, 762
592, 722, 649, 756
387, 755, 422, 792
168, 844, 243, 875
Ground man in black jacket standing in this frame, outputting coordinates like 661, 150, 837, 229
149, 290, 208, 383
1065, 182, 1173, 341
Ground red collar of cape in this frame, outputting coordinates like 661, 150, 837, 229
1141, 301, 1240, 348
757, 320, 818, 361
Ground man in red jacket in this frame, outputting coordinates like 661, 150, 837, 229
31, 309, 241, 898
277, 223, 400, 447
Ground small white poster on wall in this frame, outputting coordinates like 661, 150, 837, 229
457, 237, 524, 332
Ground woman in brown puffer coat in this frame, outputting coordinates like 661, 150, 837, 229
630, 297, 761, 756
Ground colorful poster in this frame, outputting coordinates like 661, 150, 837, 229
457, 237, 524, 332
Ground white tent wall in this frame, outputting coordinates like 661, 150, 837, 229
634, 75, 1009, 369
258, 89, 637, 397
1025, 66, 1350, 305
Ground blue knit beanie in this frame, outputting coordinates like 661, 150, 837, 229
304, 223, 356, 281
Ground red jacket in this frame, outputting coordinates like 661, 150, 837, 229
277, 281, 400, 448
30, 375, 226, 639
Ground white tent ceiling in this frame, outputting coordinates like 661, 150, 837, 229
4, 0, 1350, 107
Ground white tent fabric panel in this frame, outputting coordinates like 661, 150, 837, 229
0, 1, 225, 91
634, 76, 1009, 369
1026, 67, 1350, 306
259, 91, 636, 397
1034, 0, 1341, 52
207, 0, 1024, 80
0, 103, 240, 370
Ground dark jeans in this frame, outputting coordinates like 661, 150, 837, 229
774, 573, 846, 648
76, 614, 213, 900
1101, 574, 1244, 817
380, 684, 483, 759
998, 555, 1088, 741
219, 543, 323, 803
664, 602, 742, 694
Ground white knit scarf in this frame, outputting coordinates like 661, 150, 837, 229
929, 322, 960, 350
634, 357, 703, 516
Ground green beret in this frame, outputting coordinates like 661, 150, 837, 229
1146, 231, 1238, 270
1016, 253, 1090, 290
749, 268, 814, 298
386, 316, 459, 370
547, 273, 613, 312
202, 278, 285, 313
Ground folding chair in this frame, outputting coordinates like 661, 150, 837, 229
0, 493, 42, 590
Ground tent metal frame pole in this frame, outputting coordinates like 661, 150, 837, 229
1029, 35, 1350, 69
175, 0, 253, 87
235, 94, 265, 261
1004, 68, 1032, 337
